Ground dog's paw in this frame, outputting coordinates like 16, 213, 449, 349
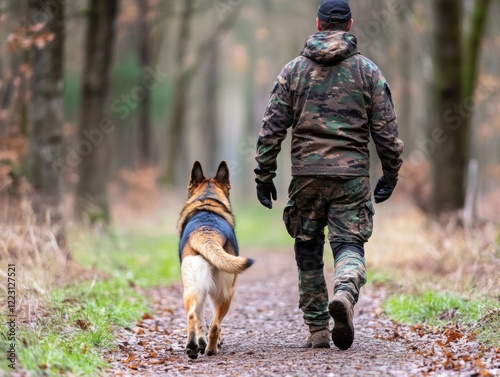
186, 348, 198, 359
206, 347, 218, 356
186, 339, 199, 359
198, 338, 207, 354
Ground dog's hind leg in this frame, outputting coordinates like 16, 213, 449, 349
183, 288, 201, 359
195, 294, 207, 354
206, 272, 236, 356
182, 256, 212, 359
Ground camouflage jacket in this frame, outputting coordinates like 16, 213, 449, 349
255, 31, 404, 182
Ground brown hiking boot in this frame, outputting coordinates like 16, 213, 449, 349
303, 326, 331, 348
328, 295, 354, 350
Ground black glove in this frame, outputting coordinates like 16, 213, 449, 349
374, 175, 398, 203
256, 180, 277, 209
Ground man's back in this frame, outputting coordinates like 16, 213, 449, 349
257, 31, 403, 181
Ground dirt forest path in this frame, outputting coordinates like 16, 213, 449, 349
107, 250, 499, 377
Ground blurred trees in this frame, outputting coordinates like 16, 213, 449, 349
0, 0, 499, 225
163, 1, 242, 183
136, 0, 152, 166
432, 0, 491, 216
75, 0, 119, 221
164, 0, 194, 184
1, 2, 31, 136
202, 40, 219, 170
432, 0, 464, 214
28, 0, 66, 248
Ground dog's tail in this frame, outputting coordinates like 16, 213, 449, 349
188, 232, 254, 274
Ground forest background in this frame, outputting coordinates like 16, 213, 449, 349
0, 0, 499, 375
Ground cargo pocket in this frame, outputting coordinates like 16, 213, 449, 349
283, 200, 301, 238
358, 200, 375, 242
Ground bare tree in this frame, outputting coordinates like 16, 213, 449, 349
27, 0, 66, 247
431, 0, 491, 216
163, 2, 242, 184
75, 0, 118, 222
1, 1, 30, 136
163, 0, 194, 184
432, 0, 463, 214
136, 0, 152, 166
203, 39, 219, 170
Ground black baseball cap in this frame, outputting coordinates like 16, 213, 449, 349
317, 0, 352, 23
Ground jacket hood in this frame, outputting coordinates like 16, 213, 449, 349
300, 31, 359, 65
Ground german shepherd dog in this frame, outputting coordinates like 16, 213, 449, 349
178, 161, 254, 359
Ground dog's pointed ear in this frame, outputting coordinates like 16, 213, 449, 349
215, 161, 230, 187
189, 161, 205, 188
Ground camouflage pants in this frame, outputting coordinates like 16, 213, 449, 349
283, 176, 374, 244
284, 176, 372, 327
298, 251, 366, 327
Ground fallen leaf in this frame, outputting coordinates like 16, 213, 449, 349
444, 328, 464, 344
128, 363, 140, 370
123, 354, 134, 363
132, 327, 145, 335
151, 359, 165, 365
75, 319, 91, 330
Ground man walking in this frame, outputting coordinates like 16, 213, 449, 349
254, 0, 403, 350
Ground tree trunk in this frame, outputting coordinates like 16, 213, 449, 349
204, 40, 219, 170
431, 0, 491, 217
459, 0, 491, 224
431, 0, 464, 215
462, 0, 491, 103
28, 0, 66, 248
137, 0, 152, 167
397, 0, 415, 152
163, 2, 242, 184
1, 1, 30, 135
150, 0, 171, 70
163, 0, 194, 184
75, 0, 118, 222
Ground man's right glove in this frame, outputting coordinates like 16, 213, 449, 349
256, 180, 277, 209
374, 175, 398, 203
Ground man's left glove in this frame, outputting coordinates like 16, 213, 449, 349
256, 180, 277, 209
374, 175, 398, 203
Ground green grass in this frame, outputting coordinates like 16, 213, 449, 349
70, 204, 292, 289
384, 290, 484, 325
0, 276, 149, 377
234, 204, 291, 249
71, 230, 181, 288
476, 310, 500, 347
383, 290, 499, 347
366, 269, 393, 285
